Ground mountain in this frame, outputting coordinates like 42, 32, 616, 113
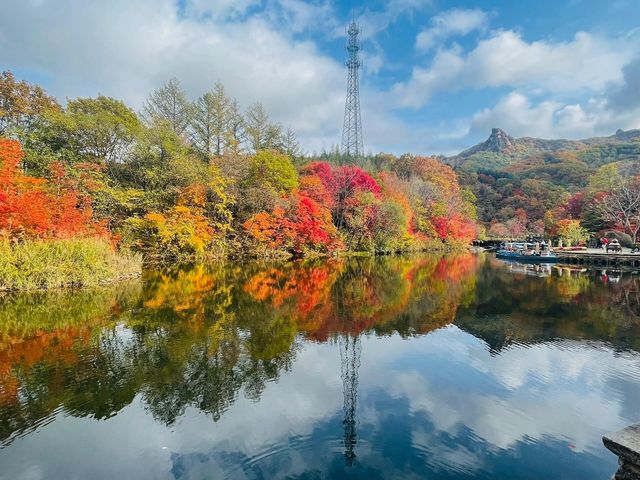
446, 128, 640, 171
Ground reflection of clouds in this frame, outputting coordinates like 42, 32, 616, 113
364, 327, 640, 453
411, 424, 484, 475
1, 326, 638, 478
0, 339, 346, 480
170, 340, 343, 450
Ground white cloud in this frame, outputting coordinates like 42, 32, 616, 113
355, 0, 432, 40
371, 328, 638, 453
395, 30, 633, 108
415, 8, 488, 52
469, 91, 640, 140
183, 0, 261, 20
265, 0, 338, 34
0, 0, 345, 153
1, 0, 637, 155
470, 92, 563, 138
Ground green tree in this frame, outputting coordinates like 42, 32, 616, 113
247, 150, 298, 194
235, 150, 298, 221
63, 96, 142, 164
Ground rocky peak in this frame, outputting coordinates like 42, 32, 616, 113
485, 128, 515, 152
455, 128, 518, 159
610, 128, 640, 142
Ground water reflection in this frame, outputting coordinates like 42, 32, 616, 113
0, 253, 639, 479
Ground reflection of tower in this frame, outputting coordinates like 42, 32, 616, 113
341, 20, 364, 159
339, 333, 361, 466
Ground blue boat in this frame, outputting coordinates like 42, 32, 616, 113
496, 242, 558, 263
496, 250, 558, 263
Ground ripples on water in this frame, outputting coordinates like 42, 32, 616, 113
1, 254, 640, 479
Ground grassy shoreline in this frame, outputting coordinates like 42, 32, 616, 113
0, 236, 468, 292
0, 238, 142, 292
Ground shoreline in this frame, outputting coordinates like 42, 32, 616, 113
1, 243, 469, 293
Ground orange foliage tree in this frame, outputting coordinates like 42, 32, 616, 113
0, 138, 104, 240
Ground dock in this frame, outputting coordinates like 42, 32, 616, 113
554, 249, 640, 268
603, 423, 640, 479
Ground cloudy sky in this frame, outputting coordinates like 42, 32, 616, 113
1, 0, 639, 155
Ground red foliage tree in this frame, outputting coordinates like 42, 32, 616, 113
303, 162, 381, 199
565, 192, 585, 219
432, 214, 476, 242
243, 191, 342, 255
303, 162, 382, 230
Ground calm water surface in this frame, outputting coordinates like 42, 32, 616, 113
1, 253, 640, 479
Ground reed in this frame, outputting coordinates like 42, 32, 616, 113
0, 238, 142, 291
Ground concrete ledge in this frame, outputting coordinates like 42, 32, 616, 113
603, 423, 640, 480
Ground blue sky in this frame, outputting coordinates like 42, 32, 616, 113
1, 0, 640, 155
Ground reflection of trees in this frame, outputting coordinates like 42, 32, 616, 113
241, 254, 478, 341
456, 256, 640, 352
0, 254, 478, 444
0, 284, 140, 444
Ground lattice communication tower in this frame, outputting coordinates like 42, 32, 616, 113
341, 21, 364, 158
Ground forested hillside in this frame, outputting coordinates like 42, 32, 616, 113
445, 128, 640, 241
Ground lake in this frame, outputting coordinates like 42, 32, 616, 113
1, 253, 639, 479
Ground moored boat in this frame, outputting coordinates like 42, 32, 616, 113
496, 242, 558, 263
496, 250, 558, 263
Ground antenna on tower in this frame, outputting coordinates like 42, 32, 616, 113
341, 19, 364, 160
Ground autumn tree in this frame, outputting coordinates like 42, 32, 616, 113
305, 162, 381, 230
0, 71, 60, 136
556, 219, 589, 246
0, 139, 103, 239
589, 164, 640, 241
131, 184, 214, 259
191, 82, 231, 158
244, 102, 282, 152
142, 78, 191, 137
243, 191, 341, 255
596, 177, 640, 241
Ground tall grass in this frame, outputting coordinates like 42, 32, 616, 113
0, 238, 142, 291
